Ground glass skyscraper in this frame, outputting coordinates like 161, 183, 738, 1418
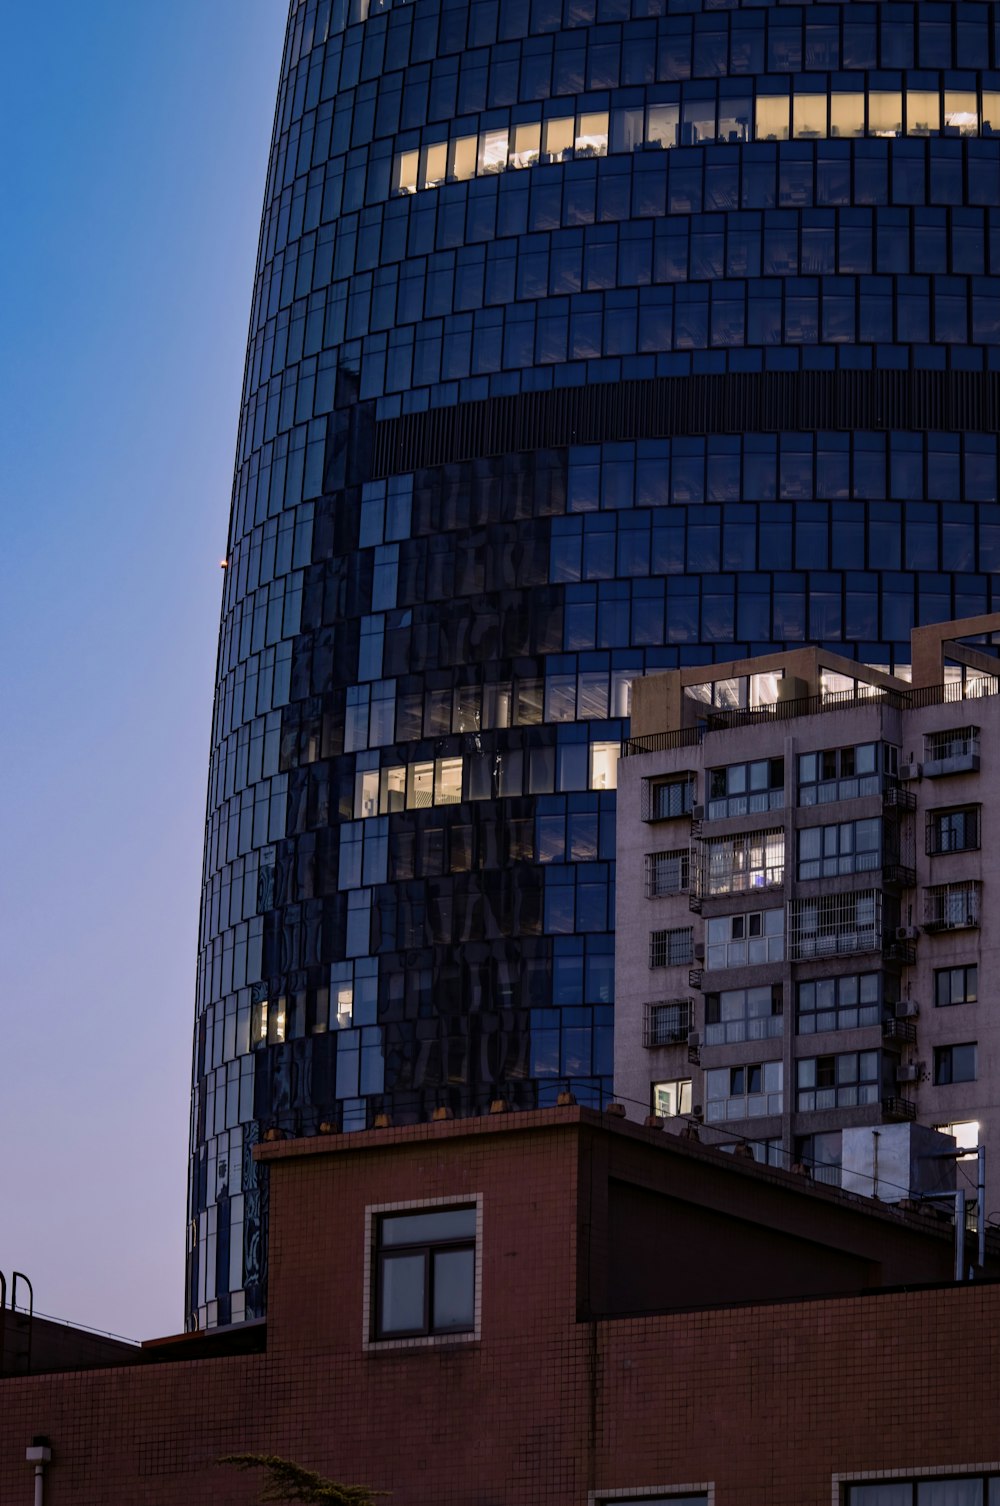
189, 0, 1000, 1326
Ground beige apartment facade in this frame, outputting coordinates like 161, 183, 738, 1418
615, 615, 1000, 1205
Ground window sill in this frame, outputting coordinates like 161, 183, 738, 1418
364, 1329, 480, 1355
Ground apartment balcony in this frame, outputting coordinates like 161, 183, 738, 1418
882, 1096, 917, 1123
923, 729, 981, 778
883, 783, 917, 812
883, 862, 917, 889
882, 1016, 918, 1045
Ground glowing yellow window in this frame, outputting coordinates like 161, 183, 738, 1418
868, 92, 901, 137
510, 121, 541, 169
906, 89, 940, 136
422, 142, 447, 189
575, 111, 608, 157
830, 92, 864, 138
945, 90, 978, 136
449, 135, 477, 182
407, 762, 434, 809
755, 95, 789, 141
435, 757, 463, 805
393, 150, 418, 195
542, 117, 574, 161
335, 985, 353, 1029
982, 92, 1000, 136
792, 94, 827, 139
590, 742, 620, 791
478, 128, 509, 174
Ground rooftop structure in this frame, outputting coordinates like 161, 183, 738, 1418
4, 1108, 1000, 1503
615, 614, 1000, 1207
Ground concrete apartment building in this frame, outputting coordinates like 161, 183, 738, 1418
615, 614, 1000, 1204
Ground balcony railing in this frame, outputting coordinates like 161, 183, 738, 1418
882, 1096, 917, 1123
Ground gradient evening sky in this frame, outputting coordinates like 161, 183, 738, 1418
1, 2, 289, 1339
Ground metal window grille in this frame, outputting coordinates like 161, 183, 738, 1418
641, 775, 694, 823
649, 928, 694, 968
643, 998, 694, 1047
924, 726, 981, 761
645, 849, 690, 897
923, 882, 981, 930
698, 828, 784, 898
788, 889, 883, 961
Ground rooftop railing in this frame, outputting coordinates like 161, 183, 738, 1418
622, 676, 999, 758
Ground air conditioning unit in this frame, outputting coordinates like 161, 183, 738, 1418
691, 804, 705, 821
895, 1000, 919, 1020
899, 762, 922, 781
687, 1030, 701, 1049
693, 942, 706, 960
896, 1063, 920, 1083
895, 925, 919, 941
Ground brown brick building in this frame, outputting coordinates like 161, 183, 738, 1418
3, 1107, 999, 1505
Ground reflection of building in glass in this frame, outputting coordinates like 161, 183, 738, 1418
615, 616, 1000, 1202
190, 0, 1000, 1328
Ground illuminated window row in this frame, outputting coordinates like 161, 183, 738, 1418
393, 88, 1000, 194
353, 741, 620, 818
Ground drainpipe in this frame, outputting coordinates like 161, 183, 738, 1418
978, 1145, 987, 1271
25, 1439, 51, 1506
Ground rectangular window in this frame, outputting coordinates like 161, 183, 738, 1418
642, 775, 694, 822
924, 725, 981, 770
795, 1130, 842, 1186
796, 1050, 882, 1111
926, 806, 980, 854
788, 889, 884, 960
644, 998, 694, 1047
847, 1477, 1000, 1504
935, 965, 978, 1007
705, 909, 784, 971
705, 984, 782, 1046
651, 1078, 692, 1118
797, 818, 881, 880
649, 928, 694, 968
701, 829, 784, 896
934, 1043, 978, 1085
705, 1060, 782, 1120
923, 883, 982, 931
645, 849, 690, 897
797, 972, 883, 1033
796, 741, 885, 804
707, 757, 784, 819
372, 1204, 477, 1341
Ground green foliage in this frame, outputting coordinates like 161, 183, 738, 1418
217, 1453, 388, 1505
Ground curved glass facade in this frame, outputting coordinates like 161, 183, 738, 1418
189, 0, 1000, 1327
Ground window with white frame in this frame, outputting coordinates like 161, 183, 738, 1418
705, 1061, 782, 1121
796, 817, 881, 880
706, 756, 784, 819
651, 1078, 693, 1118
701, 828, 784, 896
795, 1050, 884, 1111
705, 909, 784, 970
705, 985, 782, 1046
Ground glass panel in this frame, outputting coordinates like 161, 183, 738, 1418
983, 93, 1000, 135
906, 89, 940, 136
379, 1252, 425, 1332
511, 121, 541, 169
449, 135, 477, 181
394, 150, 418, 195
793, 95, 827, 139
422, 142, 448, 189
590, 742, 619, 791
432, 1246, 475, 1330
542, 117, 574, 162
647, 102, 679, 149
435, 757, 463, 805
576, 111, 609, 157
831, 92, 865, 139
382, 1207, 477, 1245
478, 127, 509, 175
944, 91, 978, 137
918, 1484, 983, 1506
869, 92, 902, 137
847, 1488, 911, 1505
756, 95, 789, 142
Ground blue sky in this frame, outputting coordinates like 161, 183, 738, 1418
1, 2, 288, 1338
